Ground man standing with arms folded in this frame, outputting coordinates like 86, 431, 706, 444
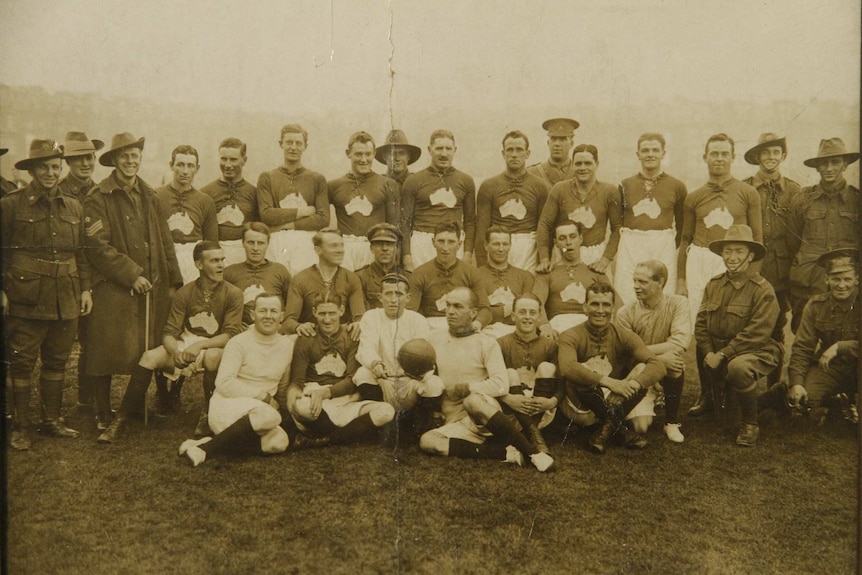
83, 133, 183, 432
536, 144, 621, 276
328, 131, 401, 271
401, 130, 476, 270
257, 124, 330, 276
155, 145, 219, 284
2, 140, 92, 449
375, 129, 421, 188
475, 130, 549, 272
200, 138, 259, 267
614, 133, 687, 306
527, 118, 578, 187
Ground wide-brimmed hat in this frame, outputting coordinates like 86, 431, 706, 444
375, 130, 421, 165
817, 247, 858, 275
708, 224, 766, 262
744, 132, 786, 165
803, 138, 860, 168
63, 131, 104, 158
542, 117, 580, 137
14, 139, 64, 170
99, 132, 146, 167
366, 222, 402, 243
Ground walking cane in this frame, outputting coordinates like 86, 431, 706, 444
144, 290, 151, 426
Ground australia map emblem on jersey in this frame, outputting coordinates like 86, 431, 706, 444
315, 352, 347, 377
242, 283, 265, 304
435, 293, 449, 312
167, 212, 195, 235
189, 311, 219, 335
429, 187, 457, 208
279, 193, 307, 209
217, 204, 245, 225
488, 286, 515, 313
499, 198, 527, 220
583, 355, 613, 377
632, 197, 661, 219
704, 206, 734, 230
345, 195, 374, 216
568, 206, 596, 228
560, 282, 586, 303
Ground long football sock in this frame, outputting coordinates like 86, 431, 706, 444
484, 412, 537, 456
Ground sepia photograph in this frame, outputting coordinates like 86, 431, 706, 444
1, 1, 860, 573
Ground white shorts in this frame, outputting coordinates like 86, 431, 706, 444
509, 232, 538, 273
354, 367, 444, 410
481, 322, 516, 340
614, 228, 677, 307
293, 385, 378, 429
410, 230, 465, 269
580, 241, 613, 284
174, 242, 199, 285
208, 393, 280, 435
559, 388, 656, 422
164, 332, 208, 381
549, 314, 587, 334
220, 239, 246, 267
685, 244, 726, 329
341, 235, 374, 272
267, 230, 318, 276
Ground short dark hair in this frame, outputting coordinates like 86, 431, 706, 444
242, 221, 271, 241
253, 291, 283, 309
502, 130, 530, 151
572, 143, 598, 163
434, 221, 461, 239
381, 273, 410, 291
513, 292, 542, 311
554, 219, 584, 237
637, 133, 666, 150
635, 260, 668, 288
485, 225, 511, 243
705, 133, 735, 155
219, 137, 247, 157
312, 227, 342, 247
193, 240, 223, 262
171, 144, 199, 166
312, 290, 344, 310
585, 279, 615, 304
429, 129, 455, 146
347, 131, 375, 151
280, 124, 308, 144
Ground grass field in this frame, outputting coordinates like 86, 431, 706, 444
5, 345, 859, 575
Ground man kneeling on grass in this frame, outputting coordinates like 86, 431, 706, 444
558, 280, 666, 454
419, 287, 555, 472
179, 293, 294, 466
98, 241, 244, 443
285, 291, 395, 446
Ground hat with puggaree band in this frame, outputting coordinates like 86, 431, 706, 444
817, 248, 858, 275
99, 132, 146, 167
542, 118, 579, 137
63, 131, 104, 158
14, 139, 64, 170
744, 132, 786, 165
708, 224, 766, 262
803, 138, 859, 168
375, 130, 421, 165
366, 222, 402, 243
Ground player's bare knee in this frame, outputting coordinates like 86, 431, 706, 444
536, 362, 557, 379
463, 393, 497, 423
507, 369, 520, 389
419, 431, 448, 455
248, 405, 282, 431
368, 402, 395, 426
291, 396, 316, 423
419, 374, 444, 398
139, 347, 167, 370
353, 366, 376, 386
629, 415, 652, 434
260, 427, 289, 454
202, 349, 223, 372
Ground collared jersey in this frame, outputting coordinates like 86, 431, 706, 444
223, 259, 291, 326
256, 166, 329, 231
163, 279, 244, 340
497, 331, 558, 371
477, 264, 535, 325
214, 327, 295, 402
401, 166, 477, 255
619, 172, 687, 235
200, 178, 258, 241
327, 172, 401, 237
680, 178, 762, 249
154, 185, 219, 244
407, 258, 491, 321
616, 294, 691, 350
533, 262, 617, 320
282, 265, 365, 334
356, 308, 430, 372
290, 327, 359, 398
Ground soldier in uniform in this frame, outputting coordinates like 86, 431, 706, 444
527, 117, 579, 187
57, 131, 104, 411
2, 139, 92, 449
742, 133, 801, 382
327, 131, 401, 271
374, 129, 421, 188
787, 138, 860, 332
155, 145, 219, 284
475, 130, 550, 272
355, 223, 410, 311
83, 133, 183, 432
200, 138, 259, 267
694, 225, 780, 447
1, 147, 19, 195
785, 249, 859, 422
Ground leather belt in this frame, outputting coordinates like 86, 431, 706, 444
10, 254, 77, 277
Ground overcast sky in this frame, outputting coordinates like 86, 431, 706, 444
1, 0, 859, 123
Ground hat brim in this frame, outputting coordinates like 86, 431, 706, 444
708, 239, 766, 262
64, 139, 105, 157
99, 137, 145, 166
743, 138, 786, 165
803, 152, 860, 168
15, 151, 64, 170
375, 144, 421, 166
0, 148, 8, 157
817, 248, 859, 269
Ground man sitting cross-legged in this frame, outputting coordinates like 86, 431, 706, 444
353, 273, 444, 438
418, 287, 555, 472
285, 291, 394, 446
98, 241, 244, 443
179, 292, 294, 466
